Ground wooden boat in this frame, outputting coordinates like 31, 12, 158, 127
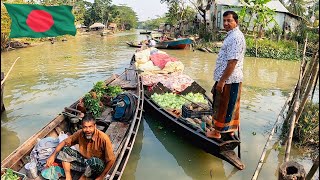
126, 41, 168, 49
126, 41, 142, 48
143, 81, 245, 170
1, 72, 4, 113
1, 64, 144, 180
139, 31, 152, 35
156, 38, 193, 49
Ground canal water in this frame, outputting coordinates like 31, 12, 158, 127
1, 30, 317, 179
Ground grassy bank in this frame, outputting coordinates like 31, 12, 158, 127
194, 37, 302, 60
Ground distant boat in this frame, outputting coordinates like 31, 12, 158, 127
139, 31, 152, 35
126, 41, 168, 49
157, 38, 193, 49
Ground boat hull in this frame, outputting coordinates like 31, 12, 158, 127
142, 81, 245, 170
1, 64, 144, 179
158, 38, 193, 49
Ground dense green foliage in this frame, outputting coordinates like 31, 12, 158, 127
83, 92, 102, 118
238, 0, 277, 36
245, 37, 300, 60
281, 101, 319, 151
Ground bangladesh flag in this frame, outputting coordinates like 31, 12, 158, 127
4, 3, 76, 38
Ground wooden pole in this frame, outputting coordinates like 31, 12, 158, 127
237, 125, 241, 159
255, 38, 258, 57
251, 89, 294, 180
1, 57, 20, 86
310, 70, 319, 101
295, 52, 319, 123
306, 155, 319, 180
284, 50, 306, 162
288, 35, 308, 110
300, 52, 317, 98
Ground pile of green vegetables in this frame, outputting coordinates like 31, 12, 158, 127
151, 92, 208, 109
1, 169, 21, 180
83, 81, 123, 118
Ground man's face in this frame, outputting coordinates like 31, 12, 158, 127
223, 14, 238, 31
82, 121, 96, 140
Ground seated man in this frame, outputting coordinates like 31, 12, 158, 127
46, 113, 115, 180
148, 38, 157, 47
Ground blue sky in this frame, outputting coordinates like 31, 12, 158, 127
112, 0, 168, 21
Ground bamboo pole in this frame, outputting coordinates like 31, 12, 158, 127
295, 52, 319, 123
1, 57, 20, 86
288, 35, 308, 109
310, 70, 319, 101
283, 50, 306, 162
306, 155, 319, 180
255, 38, 258, 57
251, 89, 294, 180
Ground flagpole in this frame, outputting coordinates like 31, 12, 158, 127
1, 57, 20, 86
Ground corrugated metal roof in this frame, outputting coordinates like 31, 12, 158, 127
216, 0, 289, 13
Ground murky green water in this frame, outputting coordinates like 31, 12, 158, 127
1, 30, 317, 179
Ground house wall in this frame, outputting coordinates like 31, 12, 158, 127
284, 15, 301, 32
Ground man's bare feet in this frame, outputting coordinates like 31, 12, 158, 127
206, 129, 221, 139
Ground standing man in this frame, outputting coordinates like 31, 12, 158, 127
46, 113, 115, 180
206, 11, 246, 139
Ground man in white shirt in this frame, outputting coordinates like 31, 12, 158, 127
206, 11, 246, 139
148, 38, 156, 47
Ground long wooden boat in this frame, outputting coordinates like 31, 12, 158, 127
143, 81, 245, 170
1, 64, 144, 180
1, 72, 4, 113
157, 38, 193, 49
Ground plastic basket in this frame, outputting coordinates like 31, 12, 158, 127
1, 168, 27, 180
181, 104, 212, 118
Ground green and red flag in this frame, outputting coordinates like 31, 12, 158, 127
4, 3, 76, 38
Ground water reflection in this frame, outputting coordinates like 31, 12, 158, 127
128, 114, 230, 180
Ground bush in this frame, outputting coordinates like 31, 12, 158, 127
245, 37, 300, 60
281, 101, 319, 154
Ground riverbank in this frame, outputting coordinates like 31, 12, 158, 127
194, 37, 303, 61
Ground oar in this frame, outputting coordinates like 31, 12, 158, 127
1, 57, 20, 86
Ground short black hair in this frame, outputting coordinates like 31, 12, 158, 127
223, 11, 238, 22
82, 113, 96, 124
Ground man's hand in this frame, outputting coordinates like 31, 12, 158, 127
216, 80, 225, 93
45, 154, 55, 167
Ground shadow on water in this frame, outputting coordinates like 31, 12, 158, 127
1, 110, 20, 160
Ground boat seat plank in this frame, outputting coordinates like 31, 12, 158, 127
105, 122, 129, 154
99, 108, 113, 123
